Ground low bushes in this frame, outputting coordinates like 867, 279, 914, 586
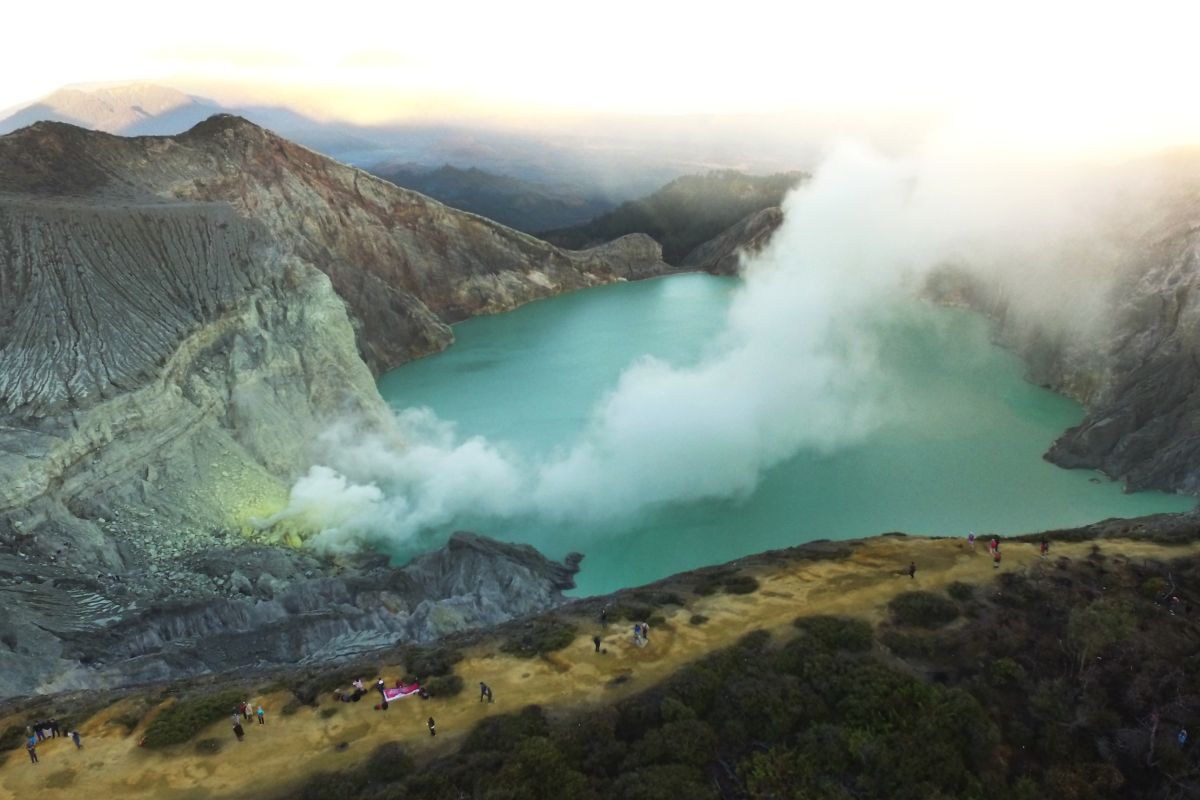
423, 674, 464, 698
141, 689, 246, 748
889, 590, 960, 628
500, 616, 577, 658
793, 615, 874, 652
398, 645, 462, 680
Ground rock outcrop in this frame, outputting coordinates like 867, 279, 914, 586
0, 531, 581, 694
0, 116, 674, 694
682, 206, 784, 275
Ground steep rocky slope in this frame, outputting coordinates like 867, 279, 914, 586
0, 117, 673, 695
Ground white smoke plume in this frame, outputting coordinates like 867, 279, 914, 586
270, 139, 1139, 552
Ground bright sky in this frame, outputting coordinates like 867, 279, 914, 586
5, 0, 1200, 154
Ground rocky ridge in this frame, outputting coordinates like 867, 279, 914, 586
0, 116, 674, 695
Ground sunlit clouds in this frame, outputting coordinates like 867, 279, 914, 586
5, 0, 1200, 155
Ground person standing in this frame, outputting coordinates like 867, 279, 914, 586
233, 721, 245, 741
1040, 538, 1049, 558
427, 717, 437, 737
993, 549, 1002, 570
479, 682, 493, 703
967, 531, 976, 551
593, 634, 602, 653
641, 622, 650, 644
27, 736, 38, 764
256, 705, 265, 725
71, 730, 82, 749
908, 562, 916, 579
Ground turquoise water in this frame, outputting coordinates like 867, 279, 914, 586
377, 274, 1194, 596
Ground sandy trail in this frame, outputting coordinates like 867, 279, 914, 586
0, 536, 1192, 799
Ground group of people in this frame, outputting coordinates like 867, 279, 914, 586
24, 719, 81, 764
631, 621, 650, 647
230, 701, 266, 741
967, 532, 1050, 569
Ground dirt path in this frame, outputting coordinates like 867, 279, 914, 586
1, 536, 1192, 799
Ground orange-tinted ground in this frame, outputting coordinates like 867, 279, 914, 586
1, 536, 1193, 799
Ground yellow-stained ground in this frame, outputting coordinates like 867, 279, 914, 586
1, 536, 1194, 799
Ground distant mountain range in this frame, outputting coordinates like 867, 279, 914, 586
372, 164, 616, 233
0, 84, 697, 203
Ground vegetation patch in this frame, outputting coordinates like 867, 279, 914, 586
398, 645, 462, 680
889, 590, 961, 628
500, 616, 578, 658
793, 615, 874, 652
689, 614, 709, 626
946, 581, 976, 602
422, 674, 464, 698
141, 689, 246, 748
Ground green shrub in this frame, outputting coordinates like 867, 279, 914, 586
889, 591, 961, 628
880, 629, 941, 660
0, 725, 25, 752
946, 581, 976, 602
793, 615, 874, 652
423, 674, 464, 698
1139, 576, 1169, 601
463, 706, 549, 754
722, 574, 760, 595
281, 700, 302, 716
689, 614, 709, 626
318, 707, 339, 719
298, 770, 367, 800
141, 689, 246, 748
500, 616, 578, 658
398, 645, 462, 679
366, 740, 414, 783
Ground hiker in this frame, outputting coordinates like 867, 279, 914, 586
593, 634, 602, 653
641, 621, 650, 643
988, 537, 998, 556
376, 678, 386, 696
632, 623, 642, 646
1180, 728, 1189, 748
233, 721, 245, 741
34, 722, 45, 742
600, 605, 609, 626
1040, 538, 1049, 558
479, 682, 493, 703
967, 531, 976, 551
27, 736, 38, 764
993, 549, 1002, 570
49, 718, 59, 738
908, 562, 916, 579
232, 711, 241, 726
257, 705, 265, 725
353, 678, 365, 692
239, 701, 248, 719
71, 730, 82, 749
427, 717, 437, 737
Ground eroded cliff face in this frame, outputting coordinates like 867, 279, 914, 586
0, 117, 670, 695
0, 116, 672, 372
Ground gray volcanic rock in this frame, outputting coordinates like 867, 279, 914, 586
0, 116, 674, 695
0, 532, 581, 694
682, 206, 784, 275
1043, 217, 1200, 493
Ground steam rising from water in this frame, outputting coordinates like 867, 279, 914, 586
266, 143, 1134, 553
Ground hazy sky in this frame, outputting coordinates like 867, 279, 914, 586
6, 0, 1200, 154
